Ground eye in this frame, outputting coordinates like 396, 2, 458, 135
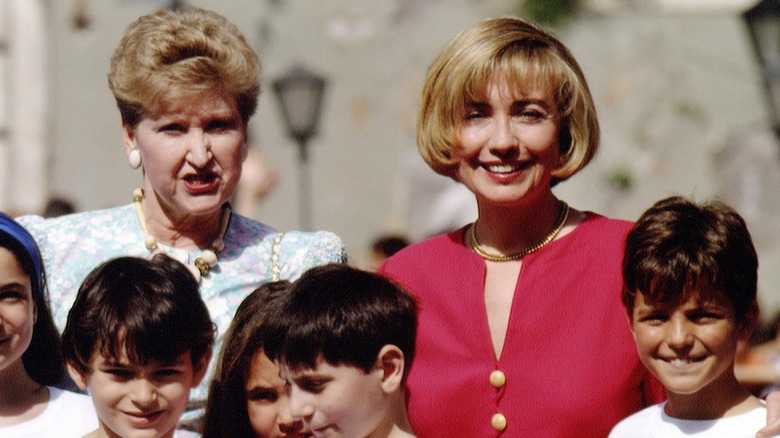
463, 103, 490, 122
154, 367, 183, 378
247, 388, 279, 403
0, 288, 27, 302
688, 310, 724, 324
639, 312, 668, 325
160, 123, 186, 134
206, 119, 236, 132
517, 109, 545, 121
297, 378, 328, 394
103, 367, 134, 381
512, 103, 548, 123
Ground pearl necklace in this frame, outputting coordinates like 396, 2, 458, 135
468, 201, 570, 262
132, 188, 231, 282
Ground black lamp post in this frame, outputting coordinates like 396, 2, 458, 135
744, 0, 780, 139
272, 65, 327, 230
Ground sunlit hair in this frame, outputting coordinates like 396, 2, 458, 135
418, 16, 598, 185
622, 196, 758, 324
202, 281, 290, 438
0, 214, 62, 385
108, 7, 261, 128
61, 255, 215, 375
264, 264, 418, 381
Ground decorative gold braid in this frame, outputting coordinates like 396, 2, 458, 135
468, 201, 570, 262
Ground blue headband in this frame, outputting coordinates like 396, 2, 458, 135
0, 213, 44, 300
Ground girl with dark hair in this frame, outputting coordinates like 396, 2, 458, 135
0, 213, 96, 436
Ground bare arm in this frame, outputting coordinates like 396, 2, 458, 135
758, 390, 780, 437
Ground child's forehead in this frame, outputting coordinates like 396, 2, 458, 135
636, 287, 732, 311
92, 337, 190, 367
279, 356, 363, 379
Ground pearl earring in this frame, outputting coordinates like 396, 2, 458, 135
129, 149, 142, 169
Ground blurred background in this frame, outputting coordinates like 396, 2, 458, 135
2, 0, 780, 318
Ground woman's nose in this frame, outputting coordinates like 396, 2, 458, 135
488, 116, 519, 152
186, 131, 212, 167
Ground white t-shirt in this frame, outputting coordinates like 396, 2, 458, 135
0, 386, 98, 437
609, 401, 766, 437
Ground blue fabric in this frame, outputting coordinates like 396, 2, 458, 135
0, 212, 44, 301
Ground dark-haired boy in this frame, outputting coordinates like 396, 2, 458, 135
61, 255, 214, 438
610, 196, 765, 437
264, 263, 417, 438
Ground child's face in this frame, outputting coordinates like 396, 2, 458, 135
0, 247, 35, 374
279, 359, 386, 438
70, 349, 205, 438
630, 290, 752, 396
245, 350, 311, 438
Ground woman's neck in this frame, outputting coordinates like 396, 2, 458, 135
139, 196, 225, 250
473, 193, 563, 254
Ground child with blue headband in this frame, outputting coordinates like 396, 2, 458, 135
0, 213, 97, 437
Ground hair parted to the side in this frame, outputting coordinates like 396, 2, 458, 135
202, 281, 291, 438
264, 264, 418, 381
622, 196, 759, 324
418, 16, 599, 185
108, 6, 261, 128
0, 213, 63, 386
61, 254, 215, 375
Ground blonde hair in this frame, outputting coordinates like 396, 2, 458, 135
417, 17, 599, 185
108, 7, 261, 128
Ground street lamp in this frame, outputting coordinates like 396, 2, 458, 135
272, 65, 327, 230
744, 0, 780, 138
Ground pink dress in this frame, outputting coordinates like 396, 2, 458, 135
379, 213, 664, 437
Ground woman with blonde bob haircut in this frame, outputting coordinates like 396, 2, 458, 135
380, 17, 662, 436
417, 17, 598, 184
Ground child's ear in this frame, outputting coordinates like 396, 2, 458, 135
739, 300, 760, 340
625, 312, 636, 339
66, 362, 89, 391
375, 344, 405, 395
192, 347, 213, 387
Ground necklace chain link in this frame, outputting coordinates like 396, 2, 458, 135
468, 201, 570, 262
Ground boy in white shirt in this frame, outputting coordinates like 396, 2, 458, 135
610, 196, 765, 437
61, 255, 213, 438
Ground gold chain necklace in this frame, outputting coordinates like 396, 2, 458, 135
132, 188, 231, 282
468, 201, 570, 262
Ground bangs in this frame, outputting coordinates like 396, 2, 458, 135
630, 251, 722, 308
455, 41, 569, 122
94, 301, 193, 367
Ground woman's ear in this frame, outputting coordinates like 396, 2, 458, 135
66, 362, 89, 391
122, 123, 136, 155
375, 344, 405, 395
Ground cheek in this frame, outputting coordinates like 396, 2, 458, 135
160, 381, 194, 408
632, 328, 661, 352
247, 403, 279, 436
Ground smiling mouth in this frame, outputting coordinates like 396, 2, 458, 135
483, 162, 530, 174
665, 357, 705, 367
124, 410, 164, 423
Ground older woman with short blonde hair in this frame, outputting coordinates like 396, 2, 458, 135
19, 7, 345, 427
